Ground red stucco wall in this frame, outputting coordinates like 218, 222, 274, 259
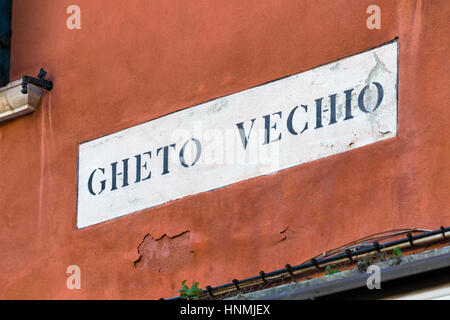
0, 0, 449, 299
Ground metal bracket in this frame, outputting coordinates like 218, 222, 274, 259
21, 68, 53, 94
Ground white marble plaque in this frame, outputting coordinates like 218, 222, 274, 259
77, 40, 398, 228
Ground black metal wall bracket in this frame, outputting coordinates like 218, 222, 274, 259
21, 68, 53, 94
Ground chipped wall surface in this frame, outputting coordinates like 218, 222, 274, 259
0, 0, 449, 299
134, 231, 194, 274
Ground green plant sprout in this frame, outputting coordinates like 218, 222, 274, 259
392, 247, 402, 257
390, 247, 403, 266
325, 265, 340, 275
179, 280, 203, 300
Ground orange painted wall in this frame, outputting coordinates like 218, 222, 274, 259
0, 0, 449, 299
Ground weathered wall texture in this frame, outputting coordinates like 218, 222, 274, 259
0, 0, 449, 299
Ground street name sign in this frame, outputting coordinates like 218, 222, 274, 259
77, 40, 398, 228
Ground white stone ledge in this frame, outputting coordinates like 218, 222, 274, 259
0, 79, 43, 123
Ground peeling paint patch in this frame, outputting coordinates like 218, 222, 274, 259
134, 231, 194, 273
